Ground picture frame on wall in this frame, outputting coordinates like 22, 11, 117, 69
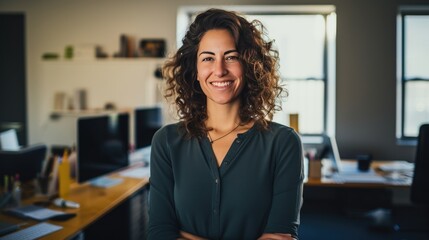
139, 39, 166, 58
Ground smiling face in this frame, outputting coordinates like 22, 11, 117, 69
196, 29, 244, 106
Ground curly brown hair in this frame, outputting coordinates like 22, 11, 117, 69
162, 8, 284, 139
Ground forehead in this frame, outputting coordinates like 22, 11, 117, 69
198, 29, 236, 52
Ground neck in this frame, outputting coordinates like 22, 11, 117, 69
206, 102, 241, 131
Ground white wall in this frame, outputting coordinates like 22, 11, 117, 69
38, 59, 164, 146
1, 0, 183, 146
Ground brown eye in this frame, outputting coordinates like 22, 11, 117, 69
225, 55, 239, 63
202, 57, 214, 62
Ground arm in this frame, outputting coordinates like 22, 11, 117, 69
262, 128, 304, 239
148, 128, 181, 239
179, 231, 207, 240
258, 233, 296, 240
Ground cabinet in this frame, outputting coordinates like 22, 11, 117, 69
37, 58, 165, 147
82, 185, 150, 240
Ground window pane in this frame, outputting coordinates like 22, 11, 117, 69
273, 79, 325, 134
247, 15, 325, 79
246, 14, 326, 134
404, 81, 429, 136
404, 16, 429, 78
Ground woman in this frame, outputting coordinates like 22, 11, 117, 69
148, 8, 304, 240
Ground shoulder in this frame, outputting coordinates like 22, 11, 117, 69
266, 122, 301, 142
266, 122, 304, 170
153, 122, 183, 140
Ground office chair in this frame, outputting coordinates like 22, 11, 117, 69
410, 124, 429, 205
367, 124, 429, 233
391, 124, 429, 232
405, 123, 429, 231
0, 144, 47, 182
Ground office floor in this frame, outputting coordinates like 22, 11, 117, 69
299, 201, 429, 240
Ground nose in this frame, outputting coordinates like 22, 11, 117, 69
214, 59, 227, 77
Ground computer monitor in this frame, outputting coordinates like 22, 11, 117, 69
134, 107, 162, 149
77, 113, 130, 183
302, 134, 342, 173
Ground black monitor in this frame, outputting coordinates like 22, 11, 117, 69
135, 107, 162, 149
77, 113, 130, 183
302, 134, 342, 173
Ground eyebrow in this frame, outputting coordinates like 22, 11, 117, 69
198, 49, 238, 56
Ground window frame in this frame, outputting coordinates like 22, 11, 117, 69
396, 6, 429, 145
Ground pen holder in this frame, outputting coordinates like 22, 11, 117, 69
357, 154, 372, 172
309, 160, 322, 179
36, 176, 51, 195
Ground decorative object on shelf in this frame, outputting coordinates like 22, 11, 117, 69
74, 89, 87, 110
114, 34, 137, 58
64, 45, 73, 59
104, 102, 117, 110
53, 92, 67, 110
139, 39, 165, 58
96, 45, 109, 58
42, 52, 60, 60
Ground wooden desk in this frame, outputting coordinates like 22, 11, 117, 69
1, 166, 149, 240
304, 160, 412, 188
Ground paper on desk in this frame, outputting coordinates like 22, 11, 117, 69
5, 205, 67, 221
377, 161, 414, 172
332, 163, 388, 183
331, 173, 388, 183
119, 167, 150, 179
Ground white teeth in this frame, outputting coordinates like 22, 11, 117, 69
212, 81, 231, 87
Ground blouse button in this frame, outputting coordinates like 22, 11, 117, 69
236, 139, 241, 144
215, 178, 219, 184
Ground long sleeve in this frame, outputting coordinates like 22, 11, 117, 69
264, 129, 304, 238
148, 128, 180, 240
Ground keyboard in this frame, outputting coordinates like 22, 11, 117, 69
0, 222, 62, 240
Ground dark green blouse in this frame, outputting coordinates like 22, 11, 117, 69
148, 122, 304, 240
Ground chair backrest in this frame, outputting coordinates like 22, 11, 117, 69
0, 144, 47, 182
410, 124, 429, 205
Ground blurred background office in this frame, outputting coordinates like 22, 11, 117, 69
1, 0, 428, 239
1, 0, 428, 160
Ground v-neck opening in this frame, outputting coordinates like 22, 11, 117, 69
212, 123, 257, 170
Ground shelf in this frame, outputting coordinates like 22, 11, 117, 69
41, 58, 165, 64
49, 109, 133, 119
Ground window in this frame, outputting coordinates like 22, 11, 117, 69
177, 6, 336, 135
397, 7, 429, 142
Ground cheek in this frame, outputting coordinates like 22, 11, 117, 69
197, 68, 210, 81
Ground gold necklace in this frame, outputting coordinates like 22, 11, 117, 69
207, 123, 241, 144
